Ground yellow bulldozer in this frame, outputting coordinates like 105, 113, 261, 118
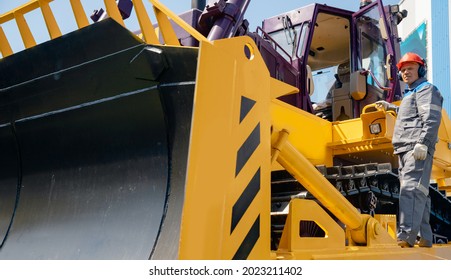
1, 0, 451, 260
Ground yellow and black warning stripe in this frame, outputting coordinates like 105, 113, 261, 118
231, 96, 261, 259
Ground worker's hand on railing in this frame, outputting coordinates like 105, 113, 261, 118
413, 143, 428, 160
375, 100, 397, 112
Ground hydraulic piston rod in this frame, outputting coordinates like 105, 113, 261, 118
273, 129, 368, 243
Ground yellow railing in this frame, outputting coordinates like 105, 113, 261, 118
0, 0, 209, 58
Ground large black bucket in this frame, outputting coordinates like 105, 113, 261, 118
0, 19, 197, 259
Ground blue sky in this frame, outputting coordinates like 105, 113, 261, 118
0, 0, 399, 56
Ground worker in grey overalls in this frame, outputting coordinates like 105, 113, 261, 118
376, 52, 443, 247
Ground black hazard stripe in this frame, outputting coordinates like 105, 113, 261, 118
231, 96, 261, 259
235, 123, 260, 176
231, 168, 260, 233
232, 215, 260, 260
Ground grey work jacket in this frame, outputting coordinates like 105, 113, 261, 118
392, 77, 443, 155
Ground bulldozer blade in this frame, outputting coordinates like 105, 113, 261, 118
0, 19, 197, 259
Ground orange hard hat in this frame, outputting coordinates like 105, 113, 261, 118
396, 52, 425, 70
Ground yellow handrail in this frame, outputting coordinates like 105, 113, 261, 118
150, 0, 209, 45
0, 0, 209, 58
39, 0, 62, 39
132, 0, 159, 44
69, 0, 89, 29
0, 25, 13, 56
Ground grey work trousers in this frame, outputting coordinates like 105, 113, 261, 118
397, 149, 433, 246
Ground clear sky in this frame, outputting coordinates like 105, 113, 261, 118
0, 0, 399, 56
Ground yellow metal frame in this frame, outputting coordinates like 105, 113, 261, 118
271, 99, 334, 167
177, 27, 297, 259
278, 199, 345, 253
330, 104, 395, 154
179, 36, 274, 259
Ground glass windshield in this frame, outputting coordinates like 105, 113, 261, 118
356, 7, 388, 87
268, 21, 308, 61
311, 66, 337, 104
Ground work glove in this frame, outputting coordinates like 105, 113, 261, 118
375, 100, 396, 111
413, 143, 428, 160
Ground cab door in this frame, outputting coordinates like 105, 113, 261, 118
352, 0, 402, 111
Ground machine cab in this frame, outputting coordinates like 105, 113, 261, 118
260, 0, 403, 121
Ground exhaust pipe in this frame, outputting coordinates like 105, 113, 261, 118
191, 0, 206, 10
